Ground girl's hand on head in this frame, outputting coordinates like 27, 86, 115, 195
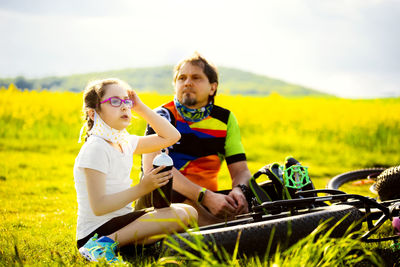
127, 90, 144, 111
139, 166, 172, 194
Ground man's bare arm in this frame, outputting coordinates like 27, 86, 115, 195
227, 160, 252, 214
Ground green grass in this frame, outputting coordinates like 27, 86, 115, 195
1, 137, 398, 266
0, 139, 82, 266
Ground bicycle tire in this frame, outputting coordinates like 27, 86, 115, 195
375, 165, 400, 201
327, 168, 386, 190
168, 204, 362, 256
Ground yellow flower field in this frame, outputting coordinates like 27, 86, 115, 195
1, 84, 399, 187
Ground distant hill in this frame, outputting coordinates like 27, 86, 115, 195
217, 67, 327, 96
0, 66, 329, 96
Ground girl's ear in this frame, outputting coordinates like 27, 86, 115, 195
88, 109, 95, 121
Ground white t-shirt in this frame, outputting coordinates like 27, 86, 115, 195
73, 135, 139, 240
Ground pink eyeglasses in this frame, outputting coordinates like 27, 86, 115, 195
100, 97, 133, 109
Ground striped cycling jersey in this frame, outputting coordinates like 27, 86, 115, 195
145, 101, 246, 191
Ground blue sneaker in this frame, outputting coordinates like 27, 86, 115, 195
78, 234, 122, 263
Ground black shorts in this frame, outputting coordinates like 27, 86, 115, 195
77, 210, 147, 249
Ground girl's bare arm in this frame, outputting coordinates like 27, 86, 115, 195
84, 166, 171, 216
128, 90, 180, 154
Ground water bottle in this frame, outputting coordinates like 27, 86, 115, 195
151, 149, 173, 208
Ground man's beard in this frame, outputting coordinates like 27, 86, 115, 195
181, 94, 197, 107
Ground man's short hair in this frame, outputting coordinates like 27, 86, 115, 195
173, 52, 219, 102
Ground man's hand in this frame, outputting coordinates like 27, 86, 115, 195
228, 187, 249, 215
202, 190, 238, 218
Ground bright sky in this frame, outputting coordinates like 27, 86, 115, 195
1, 0, 399, 98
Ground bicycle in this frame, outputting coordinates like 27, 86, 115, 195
167, 160, 400, 256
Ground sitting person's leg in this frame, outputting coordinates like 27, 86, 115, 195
78, 204, 197, 262
109, 204, 197, 246
173, 189, 234, 226
77, 210, 147, 249
183, 198, 226, 226
135, 189, 233, 227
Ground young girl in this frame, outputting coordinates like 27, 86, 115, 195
74, 78, 198, 263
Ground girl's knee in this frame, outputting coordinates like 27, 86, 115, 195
186, 205, 198, 222
174, 205, 198, 225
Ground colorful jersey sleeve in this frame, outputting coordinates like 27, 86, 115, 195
225, 112, 246, 164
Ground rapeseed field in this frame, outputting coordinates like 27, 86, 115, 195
1, 84, 398, 184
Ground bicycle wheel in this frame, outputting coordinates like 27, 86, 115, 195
327, 168, 385, 195
375, 165, 400, 201
167, 204, 362, 256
